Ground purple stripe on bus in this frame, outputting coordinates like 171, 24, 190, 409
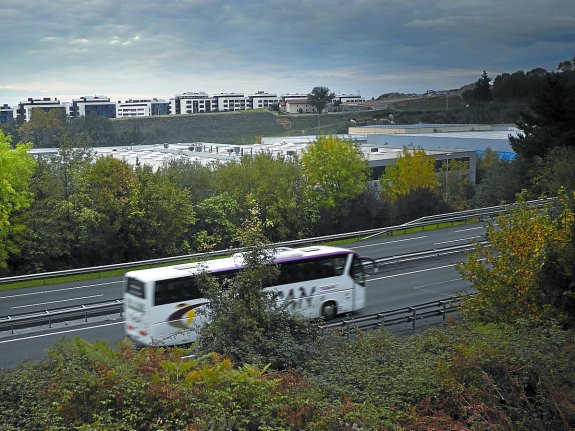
207, 251, 351, 274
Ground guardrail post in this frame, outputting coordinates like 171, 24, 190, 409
409, 307, 416, 330
46, 310, 52, 328
440, 301, 447, 321
377, 312, 384, 328
82, 305, 87, 322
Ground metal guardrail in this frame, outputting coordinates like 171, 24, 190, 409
0, 243, 476, 334
0, 199, 548, 287
0, 300, 123, 334
321, 297, 463, 333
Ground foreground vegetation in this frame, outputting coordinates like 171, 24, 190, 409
1, 322, 573, 431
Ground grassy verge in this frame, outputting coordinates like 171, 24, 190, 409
0, 220, 476, 291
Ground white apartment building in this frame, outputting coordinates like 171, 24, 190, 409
248, 91, 281, 109
170, 92, 214, 114
213, 93, 248, 112
116, 99, 169, 117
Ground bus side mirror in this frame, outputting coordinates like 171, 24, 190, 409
361, 258, 378, 275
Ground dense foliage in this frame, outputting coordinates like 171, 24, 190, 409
458, 191, 575, 327
0, 131, 36, 269
1, 322, 574, 430
195, 206, 322, 369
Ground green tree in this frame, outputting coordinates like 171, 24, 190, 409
531, 146, 575, 195
18, 108, 67, 148
196, 205, 321, 369
509, 70, 575, 159
193, 192, 242, 251
129, 164, 196, 260
212, 153, 313, 241
440, 159, 474, 210
0, 131, 36, 269
463, 70, 492, 104
73, 157, 140, 265
457, 192, 575, 326
11, 147, 92, 273
390, 187, 449, 224
380, 146, 439, 203
301, 135, 369, 208
307, 86, 335, 114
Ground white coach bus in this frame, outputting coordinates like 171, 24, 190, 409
123, 245, 375, 347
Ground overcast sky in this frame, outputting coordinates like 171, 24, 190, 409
1, 0, 574, 106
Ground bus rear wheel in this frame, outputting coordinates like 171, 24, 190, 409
321, 302, 337, 321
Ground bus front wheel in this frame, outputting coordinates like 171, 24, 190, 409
321, 302, 337, 321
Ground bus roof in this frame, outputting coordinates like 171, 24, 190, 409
124, 245, 354, 282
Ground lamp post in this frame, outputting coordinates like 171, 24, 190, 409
444, 153, 451, 203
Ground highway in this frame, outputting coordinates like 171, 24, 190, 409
0, 222, 483, 369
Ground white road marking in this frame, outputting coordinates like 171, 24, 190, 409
368, 263, 458, 281
10, 295, 104, 310
0, 321, 124, 344
412, 278, 463, 297
0, 281, 121, 300
454, 226, 485, 233
412, 278, 462, 289
350, 236, 427, 250
434, 236, 483, 245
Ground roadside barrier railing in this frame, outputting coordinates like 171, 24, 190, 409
321, 297, 463, 333
0, 199, 548, 286
0, 300, 123, 335
0, 243, 478, 334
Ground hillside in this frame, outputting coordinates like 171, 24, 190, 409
109, 109, 388, 146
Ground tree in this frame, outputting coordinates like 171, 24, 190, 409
192, 192, 242, 251
10, 146, 93, 273
391, 187, 449, 224
0, 131, 36, 270
457, 192, 575, 326
509, 71, 575, 159
307, 86, 335, 114
195, 205, 321, 368
300, 135, 369, 208
531, 146, 575, 195
557, 56, 575, 72
380, 146, 439, 203
462, 71, 492, 104
18, 108, 67, 148
72, 157, 140, 265
440, 159, 474, 210
129, 164, 196, 260
473, 156, 525, 206
212, 153, 315, 241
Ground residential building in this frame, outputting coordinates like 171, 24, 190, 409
17, 98, 70, 122
213, 93, 248, 112
0, 104, 14, 123
280, 98, 317, 114
334, 93, 364, 104
248, 91, 280, 110
71, 96, 116, 118
116, 99, 169, 117
170, 92, 214, 114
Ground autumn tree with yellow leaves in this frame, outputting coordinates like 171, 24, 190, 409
457, 191, 575, 326
380, 146, 440, 203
